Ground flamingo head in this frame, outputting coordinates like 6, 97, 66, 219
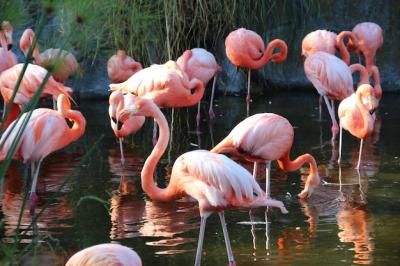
118, 96, 157, 122
359, 84, 379, 114
1, 21, 13, 50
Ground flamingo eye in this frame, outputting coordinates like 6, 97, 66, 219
190, 88, 196, 95
65, 118, 74, 128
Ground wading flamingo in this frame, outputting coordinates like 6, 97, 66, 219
66, 243, 142, 266
304, 51, 353, 143
0, 63, 73, 129
338, 84, 378, 169
225, 28, 288, 108
20, 28, 80, 84
211, 113, 320, 199
109, 90, 145, 166
107, 49, 143, 83
0, 94, 86, 213
118, 97, 287, 266
0, 21, 18, 73
176, 48, 221, 126
347, 22, 383, 75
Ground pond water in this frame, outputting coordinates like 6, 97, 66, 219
1, 91, 399, 265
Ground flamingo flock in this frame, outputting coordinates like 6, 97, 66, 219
0, 20, 384, 266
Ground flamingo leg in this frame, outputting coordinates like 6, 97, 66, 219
323, 96, 339, 143
152, 118, 157, 146
219, 212, 236, 266
265, 208, 270, 250
249, 209, 257, 251
252, 162, 258, 179
119, 138, 125, 167
246, 69, 251, 117
355, 138, 364, 170
53, 98, 57, 110
265, 161, 271, 198
29, 158, 43, 215
194, 216, 207, 266
208, 75, 217, 120
318, 95, 323, 121
196, 101, 201, 127
338, 125, 343, 165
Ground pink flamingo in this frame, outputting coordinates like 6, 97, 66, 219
225, 28, 288, 106
20, 28, 80, 84
66, 243, 142, 266
338, 84, 378, 169
107, 49, 143, 83
109, 90, 145, 166
351, 64, 382, 101
0, 94, 86, 213
0, 63, 73, 129
304, 51, 354, 142
176, 48, 221, 126
0, 21, 18, 73
118, 97, 287, 266
347, 22, 383, 75
211, 113, 320, 199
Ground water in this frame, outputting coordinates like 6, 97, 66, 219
1, 91, 399, 265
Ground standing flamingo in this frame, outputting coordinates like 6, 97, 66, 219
20, 28, 80, 84
107, 49, 143, 83
118, 97, 287, 266
176, 48, 221, 126
211, 113, 320, 199
109, 90, 145, 166
0, 63, 73, 129
337, 84, 378, 169
225, 28, 288, 110
0, 94, 86, 213
0, 21, 18, 73
304, 51, 354, 142
350, 63, 382, 103
347, 22, 383, 75
66, 243, 142, 266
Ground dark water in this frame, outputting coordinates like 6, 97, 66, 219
1, 91, 399, 265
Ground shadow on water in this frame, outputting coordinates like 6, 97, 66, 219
1, 91, 399, 265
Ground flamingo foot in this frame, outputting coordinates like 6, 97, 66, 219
208, 109, 216, 120
29, 192, 39, 216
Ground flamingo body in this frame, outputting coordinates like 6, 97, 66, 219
302, 30, 338, 58
66, 243, 142, 266
107, 49, 143, 83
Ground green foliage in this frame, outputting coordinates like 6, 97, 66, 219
0, 1, 29, 28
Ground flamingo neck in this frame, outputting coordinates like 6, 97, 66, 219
57, 99, 86, 145
20, 29, 40, 62
277, 152, 318, 177
350, 63, 369, 87
2, 103, 20, 130
371, 66, 382, 100
336, 31, 353, 65
117, 49, 126, 59
267, 39, 288, 64
141, 107, 174, 202
364, 52, 375, 75
355, 89, 374, 139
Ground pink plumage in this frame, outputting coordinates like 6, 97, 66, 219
107, 49, 143, 83
302, 30, 338, 58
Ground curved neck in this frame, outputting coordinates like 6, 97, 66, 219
266, 39, 288, 64
336, 31, 354, 65
58, 98, 86, 144
186, 79, 205, 106
20, 29, 39, 61
277, 152, 318, 177
141, 107, 175, 201
371, 66, 382, 100
117, 49, 127, 60
355, 89, 374, 138
350, 63, 369, 87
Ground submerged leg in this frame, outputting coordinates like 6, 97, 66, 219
219, 212, 236, 266
195, 216, 207, 266
208, 76, 217, 120
196, 102, 201, 128
30, 159, 43, 216
323, 96, 339, 144
265, 208, 270, 250
355, 138, 364, 170
338, 125, 343, 165
265, 161, 271, 198
119, 138, 125, 167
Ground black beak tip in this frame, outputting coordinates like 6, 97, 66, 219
7, 44, 13, 50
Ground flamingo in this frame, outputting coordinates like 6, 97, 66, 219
225, 28, 288, 107
351, 64, 382, 101
304, 51, 354, 142
20, 28, 80, 84
66, 243, 142, 266
109, 50, 204, 108
211, 113, 320, 199
117, 97, 288, 266
347, 22, 383, 75
337, 84, 378, 169
109, 90, 145, 166
0, 94, 86, 213
0, 21, 18, 73
176, 48, 221, 126
107, 49, 143, 83
0, 63, 73, 129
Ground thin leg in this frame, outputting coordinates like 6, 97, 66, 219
265, 161, 271, 198
246, 69, 251, 103
219, 212, 236, 266
208, 76, 217, 120
252, 162, 259, 179
265, 208, 270, 250
194, 216, 207, 266
338, 125, 343, 165
323, 96, 339, 143
196, 102, 201, 127
30, 159, 43, 216
53, 98, 57, 110
152, 118, 157, 146
119, 138, 125, 167
249, 209, 257, 251
331, 100, 335, 111
356, 138, 364, 170
318, 95, 323, 121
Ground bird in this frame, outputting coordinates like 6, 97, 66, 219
337, 84, 378, 169
347, 22, 383, 75
66, 243, 142, 266
0, 21, 18, 73
0, 63, 73, 129
107, 49, 143, 83
109, 90, 145, 166
350, 63, 382, 103
0, 94, 86, 213
211, 113, 320, 199
304, 51, 354, 142
225, 28, 288, 106
19, 28, 80, 84
117, 97, 288, 266
176, 48, 221, 126
109, 50, 204, 108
